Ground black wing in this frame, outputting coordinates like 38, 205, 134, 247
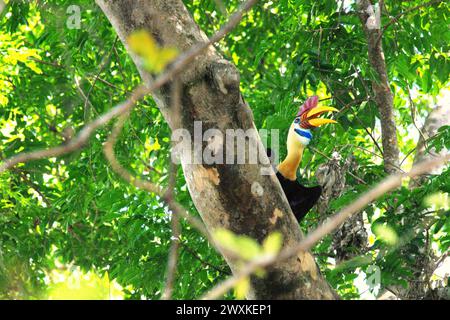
276, 172, 322, 222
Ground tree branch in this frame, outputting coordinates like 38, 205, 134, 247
201, 154, 450, 299
161, 78, 182, 300
381, 0, 445, 34
181, 241, 231, 276
83, 37, 118, 120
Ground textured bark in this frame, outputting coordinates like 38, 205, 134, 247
96, 0, 337, 299
401, 103, 450, 299
411, 104, 450, 184
358, 0, 400, 174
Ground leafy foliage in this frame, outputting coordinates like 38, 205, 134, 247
127, 30, 178, 74
0, 0, 449, 299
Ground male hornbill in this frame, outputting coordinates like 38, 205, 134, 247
274, 96, 337, 223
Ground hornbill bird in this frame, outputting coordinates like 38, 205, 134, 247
273, 96, 338, 223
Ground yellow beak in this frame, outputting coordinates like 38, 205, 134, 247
305, 106, 338, 127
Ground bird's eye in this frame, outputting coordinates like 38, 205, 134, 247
294, 118, 300, 124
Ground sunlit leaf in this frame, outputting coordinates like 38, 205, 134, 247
373, 224, 398, 246
127, 30, 178, 73
262, 232, 282, 256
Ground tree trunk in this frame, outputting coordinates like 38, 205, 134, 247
411, 104, 450, 183
358, 0, 400, 174
96, 0, 337, 299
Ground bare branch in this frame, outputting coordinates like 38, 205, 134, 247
101, 109, 240, 269
102, 115, 239, 262
28, 57, 64, 69
201, 155, 450, 299
358, 0, 400, 174
103, 113, 164, 195
83, 37, 118, 120
0, 0, 258, 173
102, 115, 243, 300
13, 169, 52, 207
161, 77, 182, 300
74, 76, 98, 117
161, 213, 181, 300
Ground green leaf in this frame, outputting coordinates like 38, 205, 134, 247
262, 232, 282, 256
214, 228, 262, 260
234, 277, 250, 300
373, 224, 398, 246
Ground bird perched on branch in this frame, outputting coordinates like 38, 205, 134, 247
274, 96, 338, 223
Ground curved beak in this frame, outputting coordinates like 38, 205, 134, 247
305, 106, 338, 127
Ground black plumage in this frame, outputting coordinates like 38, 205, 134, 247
276, 172, 322, 222
266, 96, 337, 223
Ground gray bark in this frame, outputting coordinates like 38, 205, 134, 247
96, 0, 337, 299
358, 0, 400, 174
411, 104, 450, 179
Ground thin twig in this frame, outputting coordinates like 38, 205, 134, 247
0, 85, 147, 173
103, 113, 163, 195
406, 85, 428, 150
89, 76, 119, 90
434, 252, 449, 270
13, 169, 52, 207
375, 0, 445, 47
74, 76, 99, 117
102, 113, 239, 265
113, 45, 131, 89
310, 146, 367, 185
400, 132, 443, 166
28, 57, 64, 69
381, 0, 445, 34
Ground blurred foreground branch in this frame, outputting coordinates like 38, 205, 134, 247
0, 0, 258, 174
202, 155, 450, 299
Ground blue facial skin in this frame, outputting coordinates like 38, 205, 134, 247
294, 128, 313, 140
